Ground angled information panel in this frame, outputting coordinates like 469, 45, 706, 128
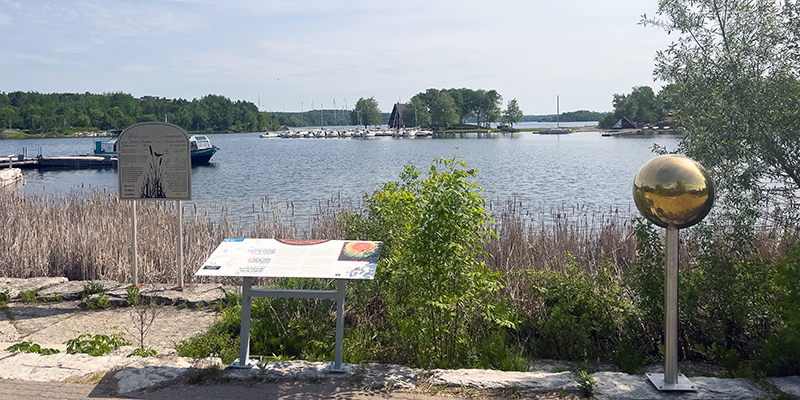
196, 238, 382, 372
195, 238, 380, 280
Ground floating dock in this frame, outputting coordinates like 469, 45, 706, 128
0, 155, 117, 170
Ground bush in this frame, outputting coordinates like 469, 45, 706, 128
517, 256, 632, 362
176, 304, 241, 365
761, 240, 800, 375
342, 158, 521, 369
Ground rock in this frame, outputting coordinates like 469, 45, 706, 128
40, 280, 126, 301
358, 363, 421, 389
114, 356, 196, 393
769, 376, 800, 397
592, 372, 767, 400
0, 168, 23, 187
0, 277, 68, 299
0, 351, 132, 382
429, 369, 578, 392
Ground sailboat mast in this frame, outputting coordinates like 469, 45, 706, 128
557, 95, 560, 128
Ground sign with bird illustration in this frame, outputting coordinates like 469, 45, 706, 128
117, 122, 191, 201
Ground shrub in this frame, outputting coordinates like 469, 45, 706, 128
347, 158, 518, 369
761, 240, 800, 375
517, 256, 631, 361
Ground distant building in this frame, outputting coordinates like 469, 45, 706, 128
388, 103, 407, 129
612, 116, 637, 129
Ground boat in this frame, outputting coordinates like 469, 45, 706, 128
93, 134, 219, 165
189, 135, 218, 164
538, 95, 572, 135
260, 132, 280, 138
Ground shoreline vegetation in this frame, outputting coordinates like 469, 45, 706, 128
1, 160, 797, 376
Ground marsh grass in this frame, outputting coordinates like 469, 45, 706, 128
0, 188, 791, 288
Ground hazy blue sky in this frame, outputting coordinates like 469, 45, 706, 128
1, 0, 673, 114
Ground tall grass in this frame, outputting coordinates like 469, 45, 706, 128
0, 188, 792, 287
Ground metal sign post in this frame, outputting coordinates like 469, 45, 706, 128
196, 239, 381, 372
633, 154, 714, 391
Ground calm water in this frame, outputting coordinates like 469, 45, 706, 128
1, 125, 680, 225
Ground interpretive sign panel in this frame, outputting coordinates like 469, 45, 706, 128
196, 239, 380, 280
117, 122, 191, 201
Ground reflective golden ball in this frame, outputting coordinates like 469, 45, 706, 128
633, 154, 714, 229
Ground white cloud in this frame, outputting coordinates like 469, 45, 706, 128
91, 2, 209, 36
0, 12, 10, 25
0, 51, 60, 65
120, 64, 157, 73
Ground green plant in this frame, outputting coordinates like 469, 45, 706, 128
82, 281, 106, 298
0, 288, 9, 306
125, 287, 140, 307
256, 360, 268, 376
518, 256, 631, 362
38, 293, 63, 302
128, 347, 157, 358
5, 340, 60, 355
176, 305, 241, 365
64, 332, 130, 356
353, 158, 512, 369
761, 240, 800, 376
575, 369, 596, 398
20, 290, 38, 303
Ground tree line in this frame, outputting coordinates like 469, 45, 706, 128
348, 88, 528, 129
0, 91, 281, 135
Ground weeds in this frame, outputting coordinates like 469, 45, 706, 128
20, 290, 38, 303
575, 369, 596, 398
0, 288, 9, 306
64, 332, 130, 356
5, 340, 60, 355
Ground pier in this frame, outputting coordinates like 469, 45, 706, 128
0, 155, 117, 170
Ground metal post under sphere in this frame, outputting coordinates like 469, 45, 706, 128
633, 154, 714, 391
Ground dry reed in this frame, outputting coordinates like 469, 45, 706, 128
0, 189, 793, 289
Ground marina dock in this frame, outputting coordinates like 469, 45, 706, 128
0, 155, 117, 170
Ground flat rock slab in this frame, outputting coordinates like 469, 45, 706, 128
429, 369, 578, 392
0, 168, 23, 187
0, 351, 134, 382
770, 376, 800, 397
0, 277, 68, 298
17, 304, 219, 354
592, 372, 767, 400
359, 363, 421, 389
39, 280, 127, 301
223, 360, 357, 381
114, 356, 222, 393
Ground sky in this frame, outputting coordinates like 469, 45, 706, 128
0, 0, 675, 115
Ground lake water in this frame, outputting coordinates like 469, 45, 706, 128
1, 123, 680, 226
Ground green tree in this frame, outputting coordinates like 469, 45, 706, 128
599, 86, 664, 129
642, 0, 800, 231
502, 98, 524, 128
351, 97, 381, 128
402, 94, 430, 128
425, 89, 458, 128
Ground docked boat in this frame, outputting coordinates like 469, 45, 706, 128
94, 134, 219, 165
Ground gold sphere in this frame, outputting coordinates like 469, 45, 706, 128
633, 154, 714, 229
